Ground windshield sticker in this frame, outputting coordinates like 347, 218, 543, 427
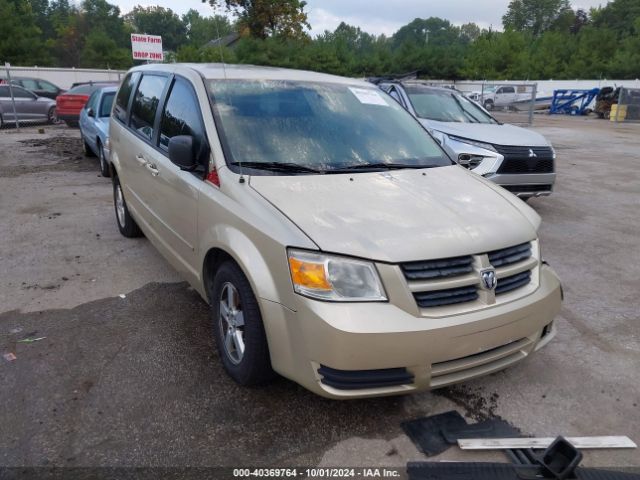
349, 87, 389, 106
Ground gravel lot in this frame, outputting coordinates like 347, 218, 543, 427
1, 117, 639, 469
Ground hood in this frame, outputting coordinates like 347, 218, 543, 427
250, 166, 539, 263
420, 119, 550, 147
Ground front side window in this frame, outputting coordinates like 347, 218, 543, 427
99, 92, 115, 117
20, 79, 39, 90
208, 80, 451, 174
130, 74, 167, 141
114, 72, 140, 123
159, 78, 206, 158
13, 87, 35, 99
405, 87, 497, 124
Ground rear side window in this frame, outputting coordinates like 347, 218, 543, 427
100, 92, 115, 117
85, 91, 99, 111
0, 86, 9, 97
159, 78, 206, 157
114, 72, 140, 123
38, 80, 58, 93
130, 74, 167, 141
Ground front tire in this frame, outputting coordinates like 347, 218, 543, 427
47, 107, 56, 124
211, 261, 275, 386
484, 100, 495, 111
113, 175, 142, 237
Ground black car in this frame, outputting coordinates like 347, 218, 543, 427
5, 77, 66, 100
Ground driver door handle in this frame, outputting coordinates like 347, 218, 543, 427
135, 154, 147, 166
145, 162, 159, 177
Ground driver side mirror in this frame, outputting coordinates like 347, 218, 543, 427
87, 108, 95, 118
168, 135, 197, 171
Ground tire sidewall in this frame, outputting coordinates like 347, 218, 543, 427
99, 142, 109, 177
211, 262, 272, 385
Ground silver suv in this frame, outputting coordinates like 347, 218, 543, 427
110, 64, 561, 399
378, 81, 556, 199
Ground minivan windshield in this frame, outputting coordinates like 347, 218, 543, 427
208, 80, 452, 174
405, 86, 497, 124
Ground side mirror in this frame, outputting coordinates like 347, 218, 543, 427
87, 108, 95, 117
168, 135, 197, 170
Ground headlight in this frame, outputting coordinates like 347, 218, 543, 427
287, 249, 387, 302
448, 135, 497, 153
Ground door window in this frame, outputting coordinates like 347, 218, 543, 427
38, 80, 59, 93
114, 72, 140, 124
502, 86, 515, 94
159, 78, 206, 161
0, 86, 9, 97
130, 74, 167, 141
12, 87, 35, 99
85, 91, 99, 111
20, 79, 39, 90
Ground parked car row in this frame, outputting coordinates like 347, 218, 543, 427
102, 64, 562, 399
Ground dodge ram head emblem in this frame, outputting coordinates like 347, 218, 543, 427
480, 269, 497, 291
528, 148, 537, 158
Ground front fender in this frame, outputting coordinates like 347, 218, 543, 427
198, 224, 289, 305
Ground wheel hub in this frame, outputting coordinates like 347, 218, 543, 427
219, 282, 245, 364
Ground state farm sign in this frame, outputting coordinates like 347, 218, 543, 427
131, 34, 164, 61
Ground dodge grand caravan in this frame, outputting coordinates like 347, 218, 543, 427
109, 64, 562, 399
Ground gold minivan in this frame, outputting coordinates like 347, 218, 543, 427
109, 64, 562, 399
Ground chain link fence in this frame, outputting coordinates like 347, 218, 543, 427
454, 82, 540, 126
612, 87, 640, 123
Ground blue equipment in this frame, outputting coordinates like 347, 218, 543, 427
549, 88, 600, 115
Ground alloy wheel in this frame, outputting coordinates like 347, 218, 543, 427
219, 282, 246, 364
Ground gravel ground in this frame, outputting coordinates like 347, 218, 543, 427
0, 117, 639, 470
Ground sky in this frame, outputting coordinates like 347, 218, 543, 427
115, 0, 611, 37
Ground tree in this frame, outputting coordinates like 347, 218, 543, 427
205, 0, 309, 39
80, 28, 131, 68
182, 9, 233, 46
591, 0, 640, 36
503, 0, 571, 36
125, 6, 187, 51
0, 0, 51, 65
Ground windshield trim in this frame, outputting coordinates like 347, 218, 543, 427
206, 79, 454, 176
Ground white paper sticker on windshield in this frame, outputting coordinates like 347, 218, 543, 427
349, 87, 389, 106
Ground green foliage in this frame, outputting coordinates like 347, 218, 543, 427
1, 0, 639, 79
208, 0, 310, 39
503, 0, 572, 36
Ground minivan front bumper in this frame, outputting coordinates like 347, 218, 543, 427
262, 264, 561, 399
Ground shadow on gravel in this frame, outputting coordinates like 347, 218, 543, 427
0, 282, 407, 467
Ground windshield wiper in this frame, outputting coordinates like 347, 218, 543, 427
327, 162, 440, 173
229, 161, 323, 174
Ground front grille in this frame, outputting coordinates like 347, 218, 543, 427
494, 145, 554, 174
414, 286, 478, 308
318, 365, 414, 390
496, 271, 532, 295
488, 242, 532, 267
404, 242, 534, 309
401, 255, 473, 280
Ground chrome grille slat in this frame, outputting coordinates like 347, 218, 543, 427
401, 255, 473, 280
488, 243, 532, 267
414, 286, 478, 308
496, 271, 532, 295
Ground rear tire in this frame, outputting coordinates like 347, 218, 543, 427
210, 261, 275, 386
98, 141, 110, 177
113, 175, 142, 238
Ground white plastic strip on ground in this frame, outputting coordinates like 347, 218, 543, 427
458, 436, 637, 450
